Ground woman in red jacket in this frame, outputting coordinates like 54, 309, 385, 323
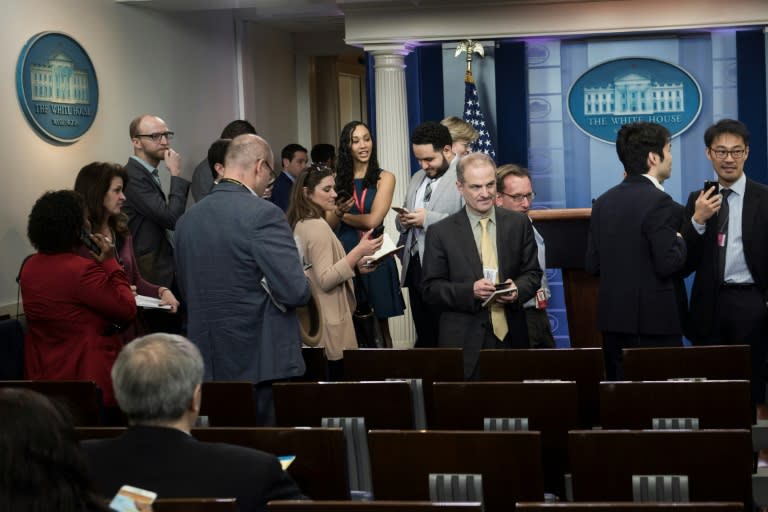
75, 162, 180, 342
20, 190, 136, 406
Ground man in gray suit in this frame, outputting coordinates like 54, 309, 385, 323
175, 134, 310, 425
396, 121, 464, 348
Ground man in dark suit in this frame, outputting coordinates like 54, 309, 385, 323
586, 122, 687, 380
175, 134, 310, 425
422, 152, 541, 379
123, 114, 190, 289
81, 333, 304, 512
269, 143, 308, 211
682, 118, 768, 407
122, 114, 190, 334
191, 119, 257, 202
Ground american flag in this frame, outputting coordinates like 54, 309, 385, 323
463, 73, 496, 161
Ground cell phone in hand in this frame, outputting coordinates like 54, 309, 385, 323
80, 228, 101, 255
704, 180, 719, 193
370, 225, 385, 239
109, 484, 157, 512
336, 190, 351, 203
392, 206, 409, 215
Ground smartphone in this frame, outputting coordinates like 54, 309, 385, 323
303, 263, 313, 271
370, 225, 385, 239
392, 206, 409, 215
336, 190, 351, 203
80, 228, 101, 255
495, 283, 511, 290
704, 180, 719, 193
109, 484, 157, 512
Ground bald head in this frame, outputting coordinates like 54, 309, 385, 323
223, 134, 275, 196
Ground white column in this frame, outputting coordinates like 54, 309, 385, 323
365, 42, 416, 348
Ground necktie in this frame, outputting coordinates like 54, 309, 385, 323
717, 188, 732, 282
151, 168, 175, 247
424, 179, 433, 203
151, 168, 162, 187
409, 178, 434, 257
480, 218, 508, 341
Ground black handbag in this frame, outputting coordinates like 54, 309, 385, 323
352, 275, 385, 349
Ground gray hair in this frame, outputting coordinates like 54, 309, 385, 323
112, 333, 204, 423
457, 152, 496, 183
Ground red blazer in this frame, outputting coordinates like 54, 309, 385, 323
20, 252, 137, 406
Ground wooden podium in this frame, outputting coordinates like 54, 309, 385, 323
529, 208, 600, 348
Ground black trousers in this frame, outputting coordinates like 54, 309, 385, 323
405, 254, 441, 348
602, 331, 683, 381
703, 284, 768, 404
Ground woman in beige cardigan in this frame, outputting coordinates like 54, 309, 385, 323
287, 165, 382, 380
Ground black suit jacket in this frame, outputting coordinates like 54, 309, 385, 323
269, 172, 293, 212
82, 426, 304, 512
681, 177, 768, 341
586, 175, 687, 335
122, 158, 190, 287
422, 207, 542, 377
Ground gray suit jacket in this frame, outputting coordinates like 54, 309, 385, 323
395, 156, 464, 286
122, 157, 190, 287
175, 181, 310, 382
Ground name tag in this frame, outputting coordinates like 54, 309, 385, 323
717, 232, 726, 248
483, 267, 498, 283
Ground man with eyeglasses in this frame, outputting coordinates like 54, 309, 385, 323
123, 114, 190, 334
586, 122, 687, 380
175, 134, 309, 426
682, 118, 768, 412
495, 164, 555, 348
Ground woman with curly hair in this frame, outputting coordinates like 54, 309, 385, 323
75, 162, 180, 342
327, 121, 405, 347
19, 190, 136, 407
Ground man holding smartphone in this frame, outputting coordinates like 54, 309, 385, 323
586, 122, 687, 380
396, 121, 464, 348
422, 153, 541, 379
682, 119, 768, 410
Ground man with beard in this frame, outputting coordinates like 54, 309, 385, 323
396, 121, 464, 348
123, 114, 190, 333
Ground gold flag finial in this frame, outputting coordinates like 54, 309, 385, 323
455, 39, 485, 81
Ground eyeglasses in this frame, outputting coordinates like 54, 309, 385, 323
262, 159, 277, 186
498, 191, 535, 203
709, 147, 746, 160
135, 131, 174, 143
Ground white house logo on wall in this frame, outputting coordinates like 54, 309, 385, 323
16, 32, 98, 145
567, 57, 701, 144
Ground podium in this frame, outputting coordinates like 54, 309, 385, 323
529, 208, 600, 348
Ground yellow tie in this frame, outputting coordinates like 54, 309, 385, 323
480, 218, 508, 342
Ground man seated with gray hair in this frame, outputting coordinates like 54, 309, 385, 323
81, 333, 304, 511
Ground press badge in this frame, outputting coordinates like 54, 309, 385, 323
717, 232, 726, 248
536, 289, 548, 309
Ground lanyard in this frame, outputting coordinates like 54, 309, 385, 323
352, 187, 368, 214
